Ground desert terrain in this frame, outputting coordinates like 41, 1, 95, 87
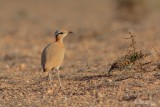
0, 0, 160, 107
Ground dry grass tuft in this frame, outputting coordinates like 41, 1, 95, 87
108, 33, 151, 75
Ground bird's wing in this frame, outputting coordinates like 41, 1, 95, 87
41, 43, 64, 71
41, 43, 52, 71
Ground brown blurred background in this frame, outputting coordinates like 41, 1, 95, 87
0, 0, 160, 106
0, 0, 160, 68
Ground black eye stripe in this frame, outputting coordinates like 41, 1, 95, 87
55, 32, 64, 38
58, 32, 63, 34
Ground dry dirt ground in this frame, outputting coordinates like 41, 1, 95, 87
0, 0, 160, 107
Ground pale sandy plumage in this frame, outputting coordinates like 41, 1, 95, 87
41, 29, 72, 89
41, 42, 64, 71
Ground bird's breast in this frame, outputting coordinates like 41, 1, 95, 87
41, 42, 65, 71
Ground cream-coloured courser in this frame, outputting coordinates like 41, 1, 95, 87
41, 29, 73, 89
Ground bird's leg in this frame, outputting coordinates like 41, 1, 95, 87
49, 70, 54, 89
56, 68, 67, 97
55, 68, 63, 89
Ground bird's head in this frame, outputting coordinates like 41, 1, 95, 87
54, 29, 73, 41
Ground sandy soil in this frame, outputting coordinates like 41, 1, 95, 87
0, 0, 160, 107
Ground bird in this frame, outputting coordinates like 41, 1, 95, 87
41, 29, 73, 89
